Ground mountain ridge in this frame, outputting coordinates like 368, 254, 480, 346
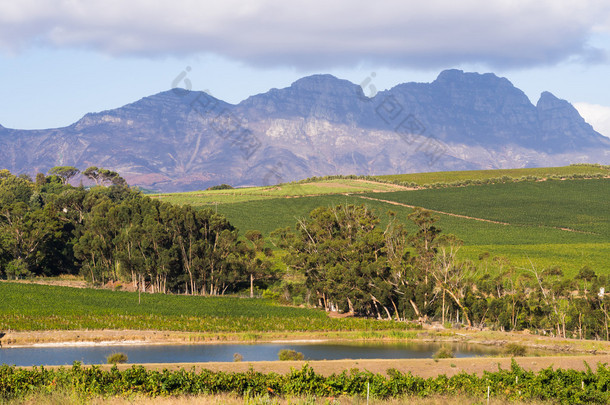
1, 70, 609, 191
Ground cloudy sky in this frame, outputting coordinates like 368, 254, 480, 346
1, 0, 610, 137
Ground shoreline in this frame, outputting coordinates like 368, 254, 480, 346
3, 328, 610, 355
5, 329, 610, 378
5, 338, 332, 349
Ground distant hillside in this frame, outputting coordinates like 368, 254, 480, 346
1, 70, 609, 192
374, 164, 610, 186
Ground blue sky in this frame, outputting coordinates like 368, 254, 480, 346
1, 0, 610, 137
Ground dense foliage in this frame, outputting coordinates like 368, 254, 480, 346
0, 169, 268, 295
2, 362, 610, 404
271, 204, 610, 340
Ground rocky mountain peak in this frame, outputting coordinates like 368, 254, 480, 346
537, 91, 574, 112
1, 71, 608, 191
289, 74, 360, 94
434, 69, 512, 88
535, 91, 606, 152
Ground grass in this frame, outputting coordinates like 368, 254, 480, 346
151, 179, 403, 206
144, 171, 610, 278
460, 243, 610, 277
365, 179, 610, 237
373, 164, 610, 186
206, 178, 610, 276
0, 282, 405, 333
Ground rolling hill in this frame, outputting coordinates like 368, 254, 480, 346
156, 167, 610, 276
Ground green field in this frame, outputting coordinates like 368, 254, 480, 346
203, 178, 609, 277
152, 179, 402, 206
147, 168, 610, 278
0, 283, 404, 332
374, 164, 610, 186
366, 179, 610, 237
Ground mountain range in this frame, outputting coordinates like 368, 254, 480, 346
1, 69, 609, 191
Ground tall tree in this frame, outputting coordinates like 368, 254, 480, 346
48, 166, 80, 185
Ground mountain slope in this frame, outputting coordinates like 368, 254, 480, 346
1, 70, 608, 191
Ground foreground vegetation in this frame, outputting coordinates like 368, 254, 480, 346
1, 362, 609, 404
0, 392, 558, 405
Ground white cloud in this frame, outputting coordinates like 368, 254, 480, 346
1, 0, 609, 69
575, 102, 610, 138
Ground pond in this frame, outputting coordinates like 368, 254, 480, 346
0, 341, 501, 367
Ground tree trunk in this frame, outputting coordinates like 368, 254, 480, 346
409, 299, 422, 321
445, 288, 472, 327
390, 299, 400, 321
442, 290, 446, 325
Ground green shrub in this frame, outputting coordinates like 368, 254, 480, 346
207, 184, 233, 190
106, 352, 128, 364
504, 343, 527, 357
278, 349, 304, 361
433, 346, 454, 359
5, 259, 31, 280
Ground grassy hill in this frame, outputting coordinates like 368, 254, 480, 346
373, 164, 610, 186
154, 167, 610, 277
151, 179, 406, 207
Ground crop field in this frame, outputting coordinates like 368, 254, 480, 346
374, 164, 610, 186
0, 283, 404, 333
365, 179, 610, 237
205, 178, 609, 277
145, 169, 610, 278
151, 179, 404, 206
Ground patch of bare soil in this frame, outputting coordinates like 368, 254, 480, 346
39, 355, 610, 380
3, 278, 88, 289
326, 310, 354, 318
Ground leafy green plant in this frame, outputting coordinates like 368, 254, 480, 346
4, 258, 31, 280
106, 352, 127, 364
278, 349, 304, 361
2, 362, 610, 403
504, 343, 527, 357
433, 346, 454, 359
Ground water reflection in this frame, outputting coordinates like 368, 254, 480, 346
0, 341, 500, 367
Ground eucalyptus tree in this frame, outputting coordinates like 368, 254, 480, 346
48, 166, 80, 185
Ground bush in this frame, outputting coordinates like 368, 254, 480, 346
207, 184, 233, 190
433, 346, 454, 359
278, 349, 304, 361
233, 353, 243, 362
504, 343, 527, 357
106, 352, 128, 364
5, 258, 31, 280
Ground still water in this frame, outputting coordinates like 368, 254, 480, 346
0, 341, 500, 367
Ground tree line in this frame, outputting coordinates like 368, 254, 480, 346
0, 168, 270, 296
272, 204, 610, 340
1, 168, 609, 340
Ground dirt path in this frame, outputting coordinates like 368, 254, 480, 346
358, 195, 511, 225
357, 195, 594, 234
43, 355, 610, 379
